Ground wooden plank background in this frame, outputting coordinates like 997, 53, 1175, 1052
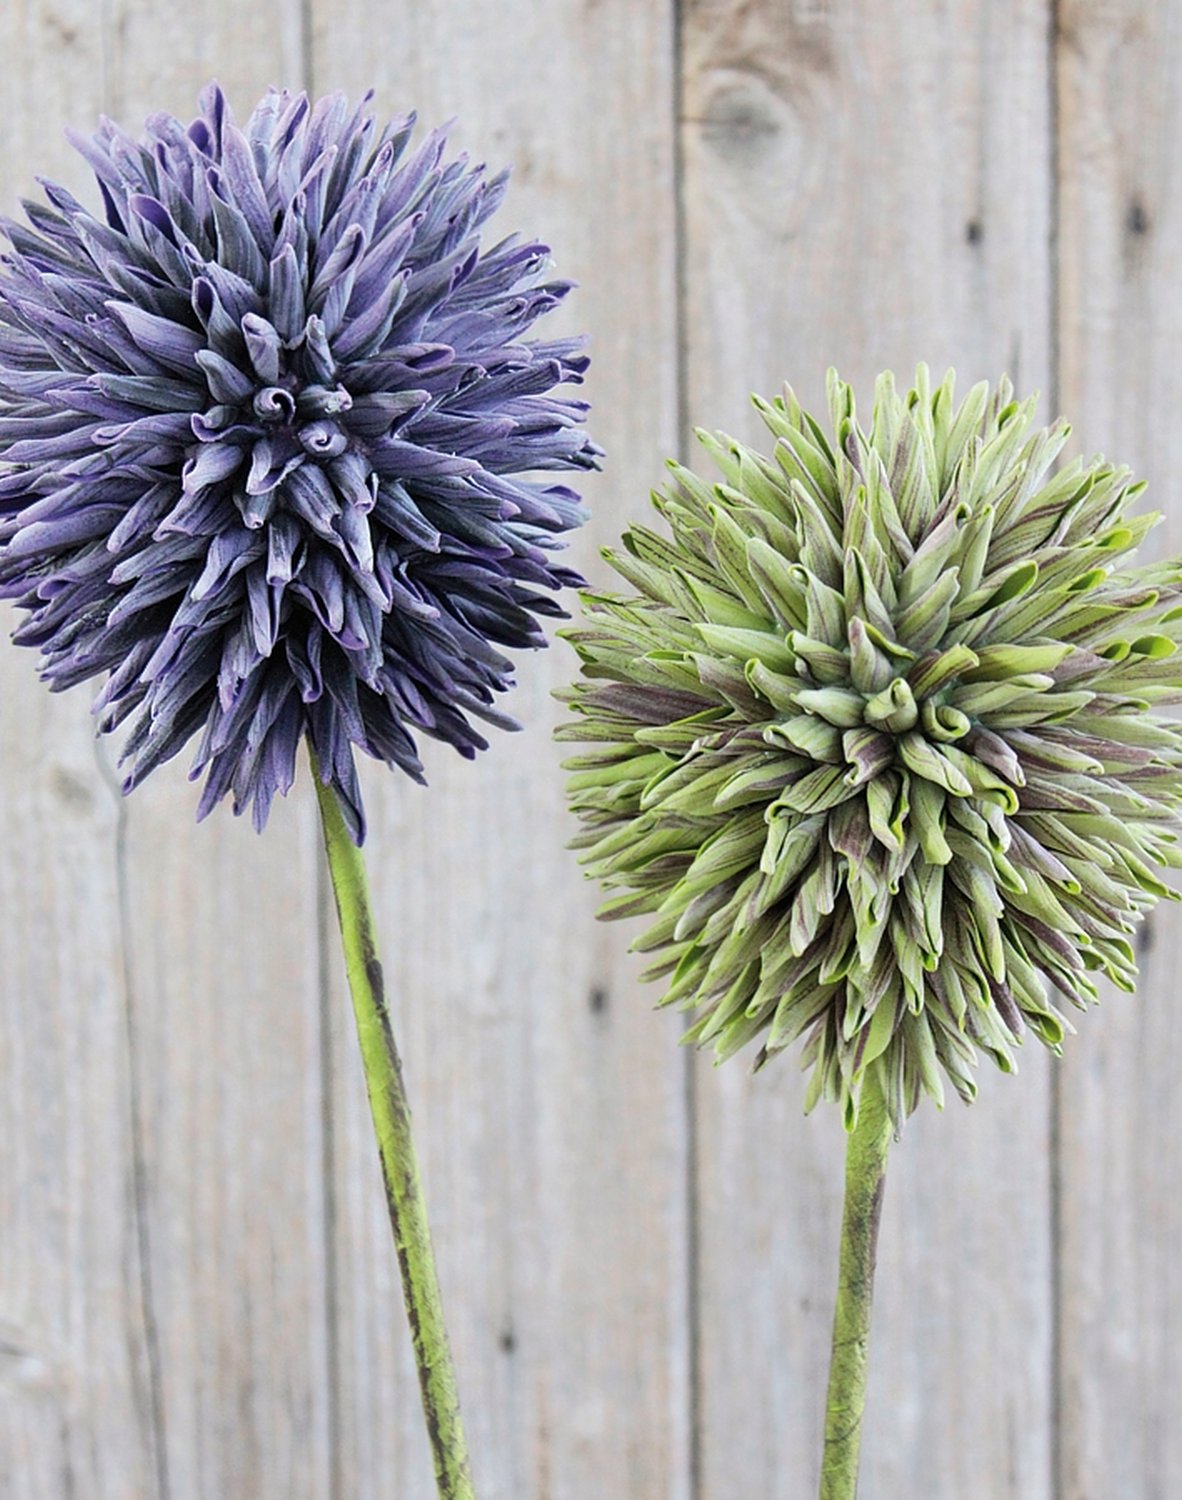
0, 2, 1177, 1496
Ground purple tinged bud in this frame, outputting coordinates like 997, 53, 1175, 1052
241, 312, 284, 384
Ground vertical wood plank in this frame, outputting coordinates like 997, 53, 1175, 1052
1056, 3, 1182, 1494
114, 804, 330, 1500
680, 3, 1058, 1495
0, 694, 153, 1500
70, 16, 330, 1499
103, 0, 306, 123
0, 7, 156, 1497
309, 5, 690, 1497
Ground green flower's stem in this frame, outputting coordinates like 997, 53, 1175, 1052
818, 1069, 892, 1500
313, 760, 475, 1500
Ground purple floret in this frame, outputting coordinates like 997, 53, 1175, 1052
0, 83, 597, 840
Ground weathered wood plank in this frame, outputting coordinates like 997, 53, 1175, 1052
0, 689, 154, 1500
680, 3, 1057, 1495
19, 3, 1180, 1496
103, 0, 305, 123
309, 5, 690, 1496
52, 15, 332, 1499
1055, 4, 1182, 1495
0, 8, 155, 1497
115, 805, 330, 1500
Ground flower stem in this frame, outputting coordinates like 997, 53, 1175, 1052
818, 1068, 892, 1500
313, 761, 475, 1500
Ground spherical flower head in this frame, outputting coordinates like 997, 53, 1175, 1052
0, 83, 597, 841
559, 367, 1182, 1129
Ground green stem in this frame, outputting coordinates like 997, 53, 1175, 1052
818, 1069, 892, 1500
313, 757, 475, 1500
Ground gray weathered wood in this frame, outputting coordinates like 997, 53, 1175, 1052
0, 10, 156, 1497
1, 10, 334, 1499
101, 14, 333, 1495
3, 0, 1182, 1492
680, 3, 1057, 1495
309, 5, 691, 1497
1055, 4, 1182, 1495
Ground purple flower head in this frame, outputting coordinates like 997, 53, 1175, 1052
0, 84, 597, 841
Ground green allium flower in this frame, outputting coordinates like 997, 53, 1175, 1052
558, 367, 1182, 1128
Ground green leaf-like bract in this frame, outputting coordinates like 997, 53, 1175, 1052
558, 367, 1182, 1129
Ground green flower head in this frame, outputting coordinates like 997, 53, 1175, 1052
558, 367, 1182, 1129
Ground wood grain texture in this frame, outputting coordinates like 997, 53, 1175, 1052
100, 11, 333, 1493
0, 10, 333, 1500
2, 0, 1181, 1492
0, 678, 151, 1500
680, 3, 1058, 1496
309, 5, 690, 1497
0, 9, 155, 1498
1056, 4, 1182, 1495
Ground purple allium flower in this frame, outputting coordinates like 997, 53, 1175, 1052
0, 83, 596, 840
